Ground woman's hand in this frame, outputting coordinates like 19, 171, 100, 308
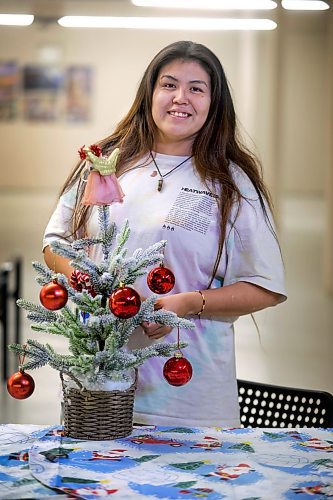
141, 292, 201, 340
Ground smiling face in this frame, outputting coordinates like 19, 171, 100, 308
151, 59, 211, 155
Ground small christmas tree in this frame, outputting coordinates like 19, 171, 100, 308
8, 205, 194, 393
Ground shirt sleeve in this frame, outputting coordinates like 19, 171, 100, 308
42, 184, 77, 251
221, 167, 287, 299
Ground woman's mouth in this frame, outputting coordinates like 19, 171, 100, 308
168, 111, 191, 118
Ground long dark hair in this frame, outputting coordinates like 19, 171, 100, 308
61, 40, 274, 281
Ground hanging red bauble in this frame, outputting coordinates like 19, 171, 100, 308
109, 285, 141, 319
163, 353, 193, 386
7, 370, 35, 399
40, 280, 68, 311
147, 264, 175, 294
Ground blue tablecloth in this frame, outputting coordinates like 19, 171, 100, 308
0, 424, 332, 498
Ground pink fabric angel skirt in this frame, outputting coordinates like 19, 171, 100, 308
82, 171, 125, 206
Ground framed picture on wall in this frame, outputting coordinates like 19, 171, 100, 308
22, 65, 63, 121
66, 65, 92, 123
0, 61, 19, 121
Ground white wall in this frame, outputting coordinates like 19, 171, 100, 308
279, 13, 330, 195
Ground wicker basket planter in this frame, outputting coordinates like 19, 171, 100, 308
61, 375, 136, 440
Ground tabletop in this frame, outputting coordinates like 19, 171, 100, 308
0, 424, 332, 499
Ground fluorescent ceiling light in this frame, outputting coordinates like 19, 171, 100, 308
132, 0, 277, 9
281, 0, 330, 9
58, 16, 277, 30
0, 14, 34, 25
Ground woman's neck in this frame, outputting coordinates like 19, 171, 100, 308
153, 139, 193, 156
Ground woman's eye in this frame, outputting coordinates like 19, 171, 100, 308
191, 86, 204, 93
163, 83, 175, 89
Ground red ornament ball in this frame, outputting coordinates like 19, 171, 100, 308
40, 281, 68, 310
163, 354, 193, 386
147, 265, 175, 294
7, 371, 35, 399
109, 286, 141, 319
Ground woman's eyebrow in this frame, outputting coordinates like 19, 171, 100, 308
160, 74, 209, 88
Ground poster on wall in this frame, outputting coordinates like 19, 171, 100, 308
0, 61, 19, 121
66, 65, 92, 123
22, 65, 63, 121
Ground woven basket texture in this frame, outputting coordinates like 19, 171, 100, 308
62, 380, 136, 440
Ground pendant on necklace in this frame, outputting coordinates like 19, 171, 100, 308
157, 179, 163, 192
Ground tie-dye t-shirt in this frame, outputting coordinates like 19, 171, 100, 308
43, 153, 286, 428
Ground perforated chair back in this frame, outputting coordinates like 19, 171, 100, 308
237, 379, 333, 428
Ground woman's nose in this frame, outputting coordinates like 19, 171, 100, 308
173, 88, 188, 104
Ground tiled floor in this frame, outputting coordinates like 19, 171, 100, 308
1, 191, 332, 424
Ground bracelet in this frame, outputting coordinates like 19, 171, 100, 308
195, 290, 206, 317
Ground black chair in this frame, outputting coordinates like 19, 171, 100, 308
237, 379, 333, 428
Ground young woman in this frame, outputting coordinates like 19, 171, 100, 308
43, 40, 287, 427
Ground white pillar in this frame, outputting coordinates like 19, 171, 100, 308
323, 9, 333, 294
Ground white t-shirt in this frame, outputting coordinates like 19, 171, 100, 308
43, 153, 286, 428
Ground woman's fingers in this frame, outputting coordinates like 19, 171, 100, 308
147, 328, 172, 340
148, 331, 170, 340
141, 322, 172, 339
141, 295, 183, 338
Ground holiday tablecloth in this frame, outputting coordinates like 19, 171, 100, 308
0, 424, 332, 499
